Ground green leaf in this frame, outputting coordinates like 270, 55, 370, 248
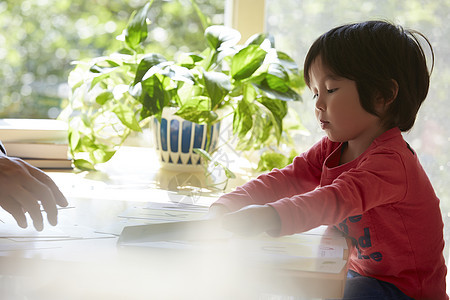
124, 1, 152, 51
256, 151, 290, 172
265, 74, 289, 93
73, 159, 96, 171
133, 54, 167, 84
78, 135, 97, 152
96, 91, 113, 105
266, 64, 289, 89
245, 33, 275, 48
254, 112, 272, 146
141, 63, 194, 85
193, 148, 213, 161
205, 25, 241, 51
223, 166, 237, 179
90, 72, 112, 90
70, 80, 83, 93
68, 128, 81, 151
254, 80, 301, 101
245, 33, 267, 46
233, 99, 253, 138
105, 59, 120, 68
231, 45, 267, 81
92, 148, 116, 164
178, 53, 204, 68
162, 64, 195, 84
276, 51, 300, 73
203, 71, 231, 108
89, 65, 103, 73
139, 75, 167, 119
176, 96, 217, 124
112, 103, 142, 132
258, 97, 287, 141
194, 148, 236, 179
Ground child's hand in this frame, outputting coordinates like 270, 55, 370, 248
0, 156, 69, 231
221, 204, 281, 236
207, 204, 230, 219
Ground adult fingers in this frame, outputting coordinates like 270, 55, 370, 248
21, 163, 68, 226
18, 173, 57, 227
12, 186, 44, 231
26, 164, 68, 208
0, 198, 28, 229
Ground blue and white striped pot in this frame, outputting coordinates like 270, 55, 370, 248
152, 107, 221, 171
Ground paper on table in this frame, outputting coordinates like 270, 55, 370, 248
229, 233, 347, 273
118, 207, 207, 223
0, 221, 69, 239
244, 233, 348, 250
0, 205, 116, 250
0, 238, 62, 252
117, 219, 232, 245
231, 234, 346, 259
143, 201, 210, 212
260, 255, 348, 273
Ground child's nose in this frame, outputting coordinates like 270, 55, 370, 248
315, 96, 326, 111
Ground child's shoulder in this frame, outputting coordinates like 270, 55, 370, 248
360, 128, 418, 170
369, 128, 412, 156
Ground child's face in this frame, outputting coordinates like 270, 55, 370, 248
308, 57, 383, 146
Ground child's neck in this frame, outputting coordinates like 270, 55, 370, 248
339, 142, 356, 165
339, 131, 384, 165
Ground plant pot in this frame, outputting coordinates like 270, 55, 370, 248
152, 107, 221, 172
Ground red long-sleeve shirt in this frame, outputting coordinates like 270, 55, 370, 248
215, 128, 448, 299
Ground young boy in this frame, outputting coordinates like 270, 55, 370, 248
209, 21, 448, 299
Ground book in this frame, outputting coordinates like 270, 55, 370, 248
23, 158, 73, 169
3, 142, 69, 160
0, 119, 68, 142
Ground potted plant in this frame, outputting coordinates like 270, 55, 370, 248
62, 0, 305, 174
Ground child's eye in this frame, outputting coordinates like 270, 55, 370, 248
312, 93, 318, 100
327, 88, 338, 94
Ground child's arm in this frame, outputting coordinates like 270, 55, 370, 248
221, 204, 281, 236
217, 149, 407, 237
213, 138, 329, 212
269, 151, 407, 236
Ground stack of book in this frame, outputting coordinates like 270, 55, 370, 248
0, 119, 73, 169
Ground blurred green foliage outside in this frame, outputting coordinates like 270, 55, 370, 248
0, 0, 224, 119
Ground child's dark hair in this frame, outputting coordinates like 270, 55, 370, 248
303, 20, 434, 131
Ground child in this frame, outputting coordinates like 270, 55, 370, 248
209, 20, 448, 299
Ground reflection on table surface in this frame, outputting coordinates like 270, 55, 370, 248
0, 146, 348, 300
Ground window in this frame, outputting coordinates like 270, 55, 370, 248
264, 0, 450, 263
0, 0, 224, 119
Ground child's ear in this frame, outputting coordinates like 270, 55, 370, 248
386, 79, 399, 105
376, 79, 398, 112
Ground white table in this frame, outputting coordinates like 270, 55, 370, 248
0, 147, 349, 300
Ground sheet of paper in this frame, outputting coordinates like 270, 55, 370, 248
227, 234, 347, 273
118, 207, 207, 223
258, 255, 348, 273
230, 235, 345, 259
0, 204, 116, 252
246, 233, 348, 250
118, 219, 232, 245
0, 239, 62, 252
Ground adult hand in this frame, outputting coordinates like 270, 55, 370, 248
221, 204, 281, 237
0, 156, 68, 231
